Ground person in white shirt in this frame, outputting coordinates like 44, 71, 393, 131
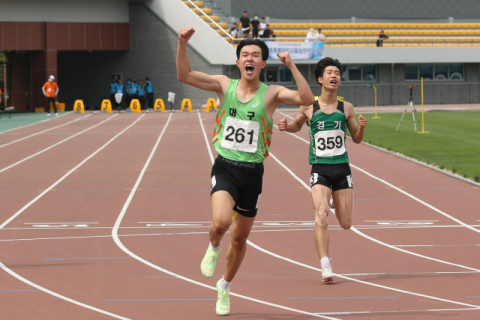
316, 28, 326, 42
230, 22, 240, 39
305, 28, 316, 42
259, 17, 267, 37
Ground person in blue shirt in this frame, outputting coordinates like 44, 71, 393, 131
125, 78, 132, 109
145, 77, 154, 110
115, 79, 124, 111
110, 78, 117, 107
137, 79, 146, 110
131, 78, 139, 104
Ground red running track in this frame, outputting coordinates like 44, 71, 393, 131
0, 111, 479, 319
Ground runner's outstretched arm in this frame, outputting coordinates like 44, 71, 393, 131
176, 27, 229, 95
345, 102, 367, 144
278, 105, 311, 132
273, 52, 315, 106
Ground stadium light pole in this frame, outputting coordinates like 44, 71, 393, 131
367, 81, 379, 119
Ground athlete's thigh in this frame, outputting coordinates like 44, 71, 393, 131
311, 184, 331, 210
332, 188, 354, 228
211, 191, 235, 228
230, 212, 255, 242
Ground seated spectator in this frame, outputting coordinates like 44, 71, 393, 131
377, 30, 389, 47
305, 28, 316, 42
316, 28, 326, 42
260, 24, 271, 39
269, 29, 276, 41
230, 22, 240, 39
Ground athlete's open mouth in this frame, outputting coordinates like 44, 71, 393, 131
246, 64, 255, 74
330, 80, 337, 84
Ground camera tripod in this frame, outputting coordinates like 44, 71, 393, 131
396, 85, 419, 131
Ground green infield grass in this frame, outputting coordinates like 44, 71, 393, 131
356, 111, 480, 182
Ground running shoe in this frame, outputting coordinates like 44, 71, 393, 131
322, 260, 334, 283
200, 245, 220, 278
329, 192, 335, 209
216, 279, 230, 316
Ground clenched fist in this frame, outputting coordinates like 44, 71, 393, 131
277, 51, 293, 68
277, 117, 288, 131
179, 27, 195, 43
358, 115, 367, 129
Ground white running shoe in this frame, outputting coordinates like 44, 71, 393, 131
322, 260, 334, 283
47, 113, 50, 116
55, 113, 58, 116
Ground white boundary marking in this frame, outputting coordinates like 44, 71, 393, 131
0, 112, 71, 135
111, 112, 341, 320
0, 114, 91, 149
198, 114, 480, 311
0, 114, 118, 173
0, 115, 147, 319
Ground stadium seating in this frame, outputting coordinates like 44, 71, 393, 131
182, 1, 480, 47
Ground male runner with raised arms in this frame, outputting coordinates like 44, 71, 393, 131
177, 27, 314, 315
277, 57, 366, 284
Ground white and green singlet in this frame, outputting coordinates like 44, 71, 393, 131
213, 79, 273, 163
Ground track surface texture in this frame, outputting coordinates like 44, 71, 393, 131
0, 111, 479, 320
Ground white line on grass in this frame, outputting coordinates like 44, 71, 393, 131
0, 114, 117, 173
0, 114, 91, 149
111, 112, 340, 320
0, 115, 147, 319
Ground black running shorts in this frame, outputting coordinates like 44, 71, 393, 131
210, 155, 264, 218
310, 163, 353, 191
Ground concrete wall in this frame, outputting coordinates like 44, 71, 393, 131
0, 0, 129, 23
57, 4, 224, 110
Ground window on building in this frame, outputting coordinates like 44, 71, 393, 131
404, 64, 464, 81
260, 66, 293, 83
341, 65, 376, 82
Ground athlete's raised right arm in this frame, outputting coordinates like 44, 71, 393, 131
177, 27, 229, 95
277, 105, 311, 133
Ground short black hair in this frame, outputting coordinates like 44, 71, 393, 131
146, 77, 150, 80
236, 39, 269, 61
313, 57, 342, 85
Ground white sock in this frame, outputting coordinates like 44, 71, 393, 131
320, 256, 330, 268
219, 277, 231, 291
209, 242, 221, 252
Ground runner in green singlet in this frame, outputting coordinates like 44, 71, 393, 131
177, 27, 314, 316
278, 57, 367, 284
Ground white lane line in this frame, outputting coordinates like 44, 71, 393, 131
269, 151, 480, 274
200, 114, 480, 310
0, 114, 118, 173
0, 112, 72, 135
0, 114, 91, 149
248, 240, 480, 310
315, 307, 480, 316
0, 116, 147, 319
24, 222, 99, 224
111, 112, 340, 320
276, 111, 480, 234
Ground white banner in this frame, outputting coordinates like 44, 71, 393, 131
265, 41, 325, 60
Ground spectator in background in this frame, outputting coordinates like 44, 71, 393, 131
42, 75, 59, 116
238, 11, 251, 38
137, 80, 145, 110
377, 30, 389, 47
110, 78, 117, 107
269, 28, 276, 41
115, 79, 124, 111
126, 78, 132, 109
230, 22, 240, 39
305, 28, 316, 42
145, 77, 154, 110
316, 28, 326, 42
0, 86, 3, 107
259, 17, 267, 38
251, 16, 260, 39
260, 24, 271, 39
131, 78, 139, 102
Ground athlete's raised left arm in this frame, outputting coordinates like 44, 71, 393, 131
271, 52, 315, 107
344, 102, 367, 144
